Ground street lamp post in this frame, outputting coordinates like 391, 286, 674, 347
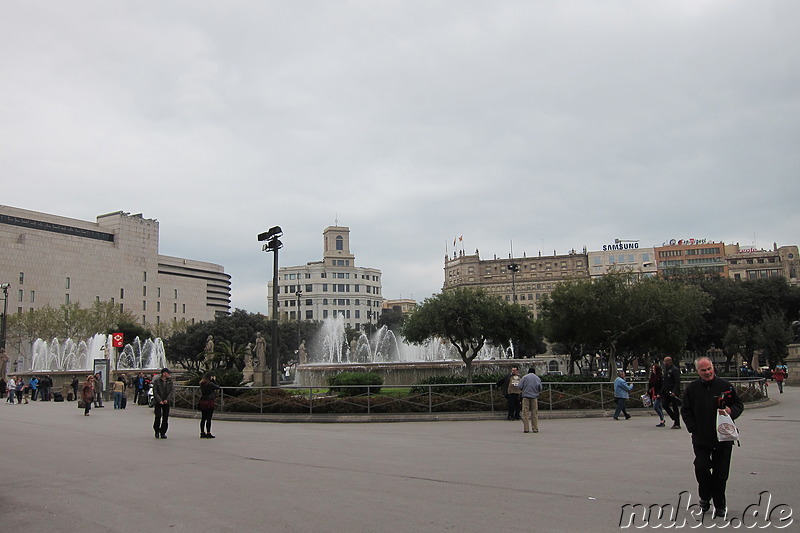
0, 283, 10, 351
507, 263, 520, 303
295, 289, 302, 360
258, 226, 283, 387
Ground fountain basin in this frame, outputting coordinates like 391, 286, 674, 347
294, 359, 554, 387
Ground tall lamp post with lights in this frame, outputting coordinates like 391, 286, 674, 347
0, 283, 10, 351
295, 288, 302, 362
507, 263, 520, 303
258, 226, 283, 387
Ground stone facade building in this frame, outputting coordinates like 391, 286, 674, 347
0, 205, 231, 331
268, 226, 383, 331
724, 243, 799, 285
443, 248, 590, 319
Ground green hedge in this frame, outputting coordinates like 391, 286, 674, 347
327, 372, 384, 396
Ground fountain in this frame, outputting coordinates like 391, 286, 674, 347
29, 334, 166, 373
296, 315, 524, 386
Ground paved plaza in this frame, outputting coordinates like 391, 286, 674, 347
2, 386, 798, 532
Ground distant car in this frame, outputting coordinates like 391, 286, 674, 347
544, 371, 563, 376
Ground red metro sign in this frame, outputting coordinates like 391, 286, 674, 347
111, 333, 124, 348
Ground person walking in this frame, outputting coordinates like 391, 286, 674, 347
496, 366, 522, 420
648, 364, 666, 426
681, 356, 744, 519
112, 376, 126, 409
81, 375, 95, 416
772, 367, 786, 394
518, 367, 542, 433
152, 368, 175, 439
661, 356, 682, 429
613, 370, 633, 420
93, 373, 105, 407
6, 377, 15, 403
198, 372, 220, 439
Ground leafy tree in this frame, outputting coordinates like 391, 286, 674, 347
401, 288, 539, 383
540, 274, 709, 379
755, 312, 793, 368
377, 307, 406, 332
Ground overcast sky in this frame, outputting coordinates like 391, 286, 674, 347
2, 1, 798, 314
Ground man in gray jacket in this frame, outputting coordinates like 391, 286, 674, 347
152, 368, 175, 439
518, 367, 543, 433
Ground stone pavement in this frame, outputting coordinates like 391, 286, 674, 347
1, 387, 797, 532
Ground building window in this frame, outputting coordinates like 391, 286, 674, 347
322, 284, 328, 292
30, 291, 34, 303
306, 310, 313, 319
323, 310, 329, 319
183, 304, 186, 313
305, 284, 312, 292
336, 236, 343, 250
19, 290, 23, 302
143, 286, 147, 297
157, 287, 161, 297
66, 277, 70, 289
174, 289, 178, 298
143, 300, 147, 310
65, 294, 69, 305
143, 271, 147, 282
19, 272, 24, 284
157, 302, 161, 312
174, 303, 177, 313
305, 299, 312, 306
120, 288, 124, 299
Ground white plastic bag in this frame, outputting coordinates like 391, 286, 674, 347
716, 410, 739, 442
641, 394, 652, 408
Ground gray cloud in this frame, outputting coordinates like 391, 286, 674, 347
2, 1, 798, 313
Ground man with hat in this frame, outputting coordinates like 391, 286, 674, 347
152, 368, 175, 439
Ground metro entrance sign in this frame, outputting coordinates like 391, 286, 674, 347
111, 333, 124, 348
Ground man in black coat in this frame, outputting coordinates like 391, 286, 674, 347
661, 356, 682, 429
681, 356, 744, 519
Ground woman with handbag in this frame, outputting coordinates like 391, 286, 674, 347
198, 372, 220, 439
648, 364, 666, 427
81, 375, 95, 416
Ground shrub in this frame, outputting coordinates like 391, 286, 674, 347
327, 372, 384, 396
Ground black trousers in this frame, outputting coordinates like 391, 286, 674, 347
506, 394, 521, 419
663, 395, 681, 425
692, 442, 733, 509
154, 403, 170, 435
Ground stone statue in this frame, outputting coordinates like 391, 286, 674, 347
101, 344, 110, 359
298, 340, 308, 365
204, 335, 215, 363
255, 332, 267, 370
244, 342, 254, 370
0, 348, 8, 380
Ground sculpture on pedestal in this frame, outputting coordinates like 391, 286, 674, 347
255, 332, 267, 371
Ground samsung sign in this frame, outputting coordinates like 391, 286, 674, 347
602, 242, 640, 251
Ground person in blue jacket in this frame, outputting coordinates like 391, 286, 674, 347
612, 370, 634, 420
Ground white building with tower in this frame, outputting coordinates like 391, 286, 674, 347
267, 226, 383, 331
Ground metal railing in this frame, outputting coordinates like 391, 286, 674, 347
175, 378, 767, 416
